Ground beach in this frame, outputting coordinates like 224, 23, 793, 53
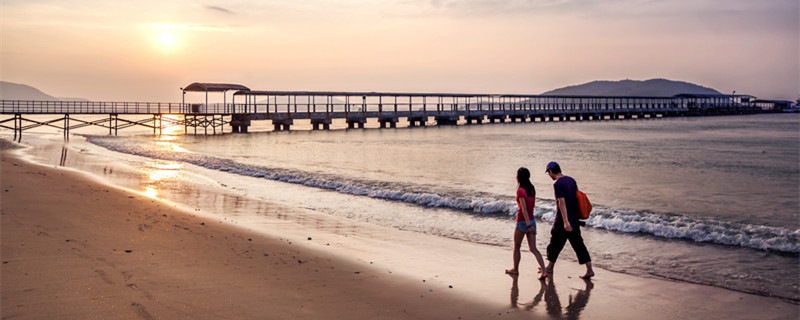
1, 142, 514, 319
2, 138, 798, 319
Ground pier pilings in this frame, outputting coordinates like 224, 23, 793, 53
310, 113, 332, 130
268, 113, 292, 131
435, 114, 459, 126
346, 114, 367, 129
378, 115, 398, 128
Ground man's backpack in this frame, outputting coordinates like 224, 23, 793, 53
576, 190, 592, 220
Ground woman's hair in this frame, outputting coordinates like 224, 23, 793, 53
517, 167, 536, 198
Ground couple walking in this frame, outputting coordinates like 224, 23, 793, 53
505, 162, 595, 280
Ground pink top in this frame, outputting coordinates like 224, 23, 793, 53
516, 187, 535, 222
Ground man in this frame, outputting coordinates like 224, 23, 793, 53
544, 161, 594, 279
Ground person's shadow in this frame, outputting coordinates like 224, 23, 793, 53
509, 275, 593, 319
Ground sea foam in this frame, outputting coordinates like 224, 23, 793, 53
87, 136, 800, 253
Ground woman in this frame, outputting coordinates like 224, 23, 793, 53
505, 167, 547, 279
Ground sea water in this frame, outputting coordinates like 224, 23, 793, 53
11, 113, 800, 302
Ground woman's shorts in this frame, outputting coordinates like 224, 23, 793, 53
516, 220, 535, 233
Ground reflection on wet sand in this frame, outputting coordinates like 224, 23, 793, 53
509, 275, 593, 319
59, 145, 68, 166
141, 161, 182, 198
140, 129, 187, 198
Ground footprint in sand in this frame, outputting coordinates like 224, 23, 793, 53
71, 247, 87, 259
127, 283, 154, 299
94, 269, 115, 285
130, 302, 155, 320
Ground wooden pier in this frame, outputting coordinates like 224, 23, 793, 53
205, 85, 769, 132
0, 83, 781, 141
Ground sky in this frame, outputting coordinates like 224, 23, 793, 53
1, 0, 798, 102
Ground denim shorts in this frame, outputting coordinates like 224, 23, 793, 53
516, 220, 535, 233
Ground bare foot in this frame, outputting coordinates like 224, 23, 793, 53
580, 271, 594, 279
505, 269, 519, 275
537, 267, 548, 280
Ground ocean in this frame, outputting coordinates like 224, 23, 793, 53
12, 113, 800, 302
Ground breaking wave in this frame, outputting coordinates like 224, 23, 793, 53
87, 136, 800, 254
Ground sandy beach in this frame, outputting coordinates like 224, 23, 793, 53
1, 140, 798, 319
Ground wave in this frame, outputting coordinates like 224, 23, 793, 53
86, 136, 800, 254
585, 208, 800, 253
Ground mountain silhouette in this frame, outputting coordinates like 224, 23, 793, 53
542, 78, 722, 97
0, 81, 88, 101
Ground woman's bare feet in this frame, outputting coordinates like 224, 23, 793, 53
537, 267, 549, 280
539, 267, 553, 280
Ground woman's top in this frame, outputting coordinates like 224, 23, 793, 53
516, 187, 535, 222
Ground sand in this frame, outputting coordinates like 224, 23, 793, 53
2, 141, 798, 319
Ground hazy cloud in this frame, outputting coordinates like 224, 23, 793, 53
205, 5, 234, 14
416, 0, 605, 17
412, 0, 798, 21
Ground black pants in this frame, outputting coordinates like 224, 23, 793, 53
546, 221, 591, 265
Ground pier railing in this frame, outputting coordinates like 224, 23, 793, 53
1, 100, 193, 114
0, 92, 777, 139
0, 94, 765, 116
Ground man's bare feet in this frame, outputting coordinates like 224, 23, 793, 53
581, 262, 594, 279
505, 269, 519, 275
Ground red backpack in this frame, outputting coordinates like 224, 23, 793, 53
576, 190, 592, 220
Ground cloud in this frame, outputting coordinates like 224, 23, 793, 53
415, 0, 603, 17
205, 5, 234, 14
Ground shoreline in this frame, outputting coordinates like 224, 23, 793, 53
2, 139, 798, 319
1, 143, 520, 319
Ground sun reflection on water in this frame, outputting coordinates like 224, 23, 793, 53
154, 141, 189, 153
155, 116, 188, 151
141, 116, 190, 198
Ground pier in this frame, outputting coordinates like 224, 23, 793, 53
0, 82, 783, 141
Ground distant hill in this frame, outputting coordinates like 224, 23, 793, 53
0, 81, 60, 101
0, 81, 89, 101
542, 78, 722, 97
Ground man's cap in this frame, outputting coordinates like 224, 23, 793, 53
545, 161, 560, 173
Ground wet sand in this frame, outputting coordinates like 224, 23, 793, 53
1, 141, 798, 319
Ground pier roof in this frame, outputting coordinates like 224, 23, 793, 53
183, 83, 250, 92
233, 90, 741, 100
233, 90, 479, 98
235, 91, 675, 99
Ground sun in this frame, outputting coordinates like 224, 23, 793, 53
146, 24, 184, 52
159, 32, 176, 48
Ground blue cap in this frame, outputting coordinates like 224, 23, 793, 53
545, 161, 560, 173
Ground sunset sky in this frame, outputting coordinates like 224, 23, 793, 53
1, 0, 798, 101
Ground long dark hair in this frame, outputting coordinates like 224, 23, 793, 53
517, 167, 536, 198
